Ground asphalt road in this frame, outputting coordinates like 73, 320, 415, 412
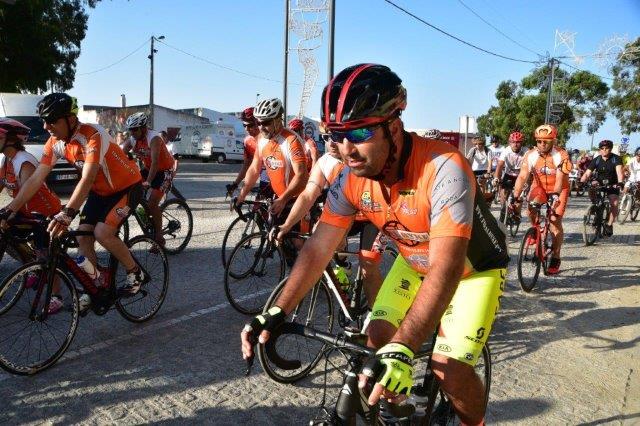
0, 160, 638, 425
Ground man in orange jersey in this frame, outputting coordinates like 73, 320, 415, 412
288, 117, 318, 171
513, 124, 573, 275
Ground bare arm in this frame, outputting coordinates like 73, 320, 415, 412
513, 166, 530, 198
553, 169, 567, 194
6, 164, 52, 212
494, 160, 505, 180
279, 163, 326, 234
237, 148, 262, 202
233, 156, 252, 186
580, 169, 593, 183
616, 164, 625, 184
277, 160, 308, 203
66, 162, 99, 211
146, 136, 163, 184
392, 236, 469, 352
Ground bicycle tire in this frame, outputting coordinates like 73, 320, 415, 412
112, 236, 169, 323
617, 194, 631, 224
224, 232, 285, 315
119, 218, 130, 242
160, 198, 193, 254
517, 227, 541, 292
258, 277, 334, 383
221, 214, 263, 267
582, 205, 599, 246
509, 218, 520, 238
0, 261, 79, 375
418, 345, 491, 425
631, 201, 640, 221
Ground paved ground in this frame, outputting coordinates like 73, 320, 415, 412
0, 160, 638, 425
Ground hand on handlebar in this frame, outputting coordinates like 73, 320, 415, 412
359, 342, 415, 405
225, 183, 238, 198
0, 207, 15, 230
240, 306, 285, 366
270, 198, 287, 216
48, 208, 76, 238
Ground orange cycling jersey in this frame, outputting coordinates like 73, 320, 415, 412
316, 153, 343, 186
521, 147, 572, 192
321, 132, 509, 276
0, 151, 61, 217
244, 135, 257, 161
41, 123, 142, 197
257, 128, 307, 198
130, 130, 174, 171
304, 138, 318, 171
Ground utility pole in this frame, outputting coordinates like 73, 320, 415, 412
149, 35, 165, 129
328, 0, 335, 80
544, 57, 556, 124
283, 0, 289, 122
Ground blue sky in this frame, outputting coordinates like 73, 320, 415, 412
69, 0, 640, 150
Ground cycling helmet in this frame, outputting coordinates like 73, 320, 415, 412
598, 139, 613, 149
0, 118, 30, 142
508, 131, 524, 143
240, 107, 256, 123
254, 98, 283, 120
288, 118, 304, 131
37, 93, 79, 122
125, 112, 148, 129
424, 128, 442, 139
534, 124, 557, 141
321, 63, 407, 131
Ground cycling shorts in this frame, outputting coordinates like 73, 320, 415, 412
528, 187, 569, 217
473, 170, 488, 177
501, 174, 518, 191
370, 255, 505, 366
142, 169, 173, 194
80, 183, 143, 228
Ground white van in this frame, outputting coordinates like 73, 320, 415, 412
173, 123, 244, 163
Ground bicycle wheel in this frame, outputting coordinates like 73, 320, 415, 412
582, 205, 599, 246
119, 218, 130, 242
417, 345, 491, 425
221, 214, 263, 267
631, 201, 640, 221
0, 262, 79, 375
160, 198, 193, 254
508, 214, 520, 238
258, 278, 334, 383
517, 227, 541, 292
112, 236, 169, 323
224, 232, 285, 315
618, 194, 632, 224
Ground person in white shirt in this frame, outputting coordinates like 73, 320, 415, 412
488, 135, 504, 173
494, 131, 526, 218
623, 147, 640, 194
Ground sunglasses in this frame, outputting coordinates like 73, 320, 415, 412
536, 139, 553, 144
43, 117, 59, 125
242, 122, 256, 128
599, 146, 612, 150
257, 119, 274, 127
322, 125, 381, 144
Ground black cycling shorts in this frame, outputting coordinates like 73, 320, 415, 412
141, 169, 172, 192
501, 175, 518, 190
80, 183, 143, 228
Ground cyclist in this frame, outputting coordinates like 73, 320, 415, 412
235, 98, 308, 218
288, 118, 318, 171
623, 147, 640, 196
579, 139, 625, 236
513, 124, 572, 275
121, 112, 175, 246
241, 64, 509, 425
466, 136, 493, 201
0, 93, 147, 296
488, 135, 504, 174
226, 107, 272, 199
493, 131, 525, 218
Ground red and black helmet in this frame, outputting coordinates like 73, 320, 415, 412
509, 131, 524, 143
321, 64, 407, 131
0, 118, 30, 142
240, 107, 256, 123
288, 118, 304, 131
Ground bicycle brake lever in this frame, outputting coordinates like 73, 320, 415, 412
245, 334, 257, 376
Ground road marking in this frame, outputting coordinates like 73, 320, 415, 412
0, 289, 272, 382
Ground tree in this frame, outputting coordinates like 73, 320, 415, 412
609, 37, 640, 135
477, 63, 609, 147
0, 0, 101, 93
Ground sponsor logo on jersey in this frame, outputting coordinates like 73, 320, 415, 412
387, 229, 430, 243
465, 353, 475, 361
265, 156, 284, 170
400, 201, 417, 215
372, 310, 387, 317
406, 253, 430, 269
399, 189, 416, 196
538, 165, 555, 175
74, 160, 85, 170
437, 344, 452, 353
476, 327, 485, 339
399, 279, 411, 291
359, 191, 382, 212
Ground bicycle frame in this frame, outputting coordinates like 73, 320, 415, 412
528, 200, 554, 274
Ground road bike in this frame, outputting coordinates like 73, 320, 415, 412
121, 184, 193, 254
517, 198, 555, 292
0, 220, 169, 375
582, 182, 616, 246
260, 320, 491, 425
618, 182, 640, 224
498, 189, 521, 237
257, 242, 398, 383
0, 215, 46, 266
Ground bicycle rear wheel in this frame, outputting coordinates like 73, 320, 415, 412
618, 194, 632, 224
517, 227, 541, 292
0, 262, 79, 375
160, 198, 193, 254
224, 232, 285, 315
582, 205, 599, 246
113, 236, 169, 323
221, 214, 263, 267
258, 277, 334, 383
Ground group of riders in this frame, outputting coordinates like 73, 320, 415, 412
2, 63, 640, 425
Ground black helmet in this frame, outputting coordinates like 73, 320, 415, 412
321, 64, 407, 131
598, 139, 613, 149
37, 93, 78, 122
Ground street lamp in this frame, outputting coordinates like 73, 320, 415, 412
149, 35, 165, 129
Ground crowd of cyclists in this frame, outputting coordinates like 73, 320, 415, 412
1, 62, 639, 425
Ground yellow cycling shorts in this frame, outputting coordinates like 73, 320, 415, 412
370, 255, 506, 366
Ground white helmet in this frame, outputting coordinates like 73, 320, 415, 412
424, 128, 442, 139
125, 112, 148, 129
254, 98, 283, 120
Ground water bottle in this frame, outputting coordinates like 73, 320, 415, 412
136, 205, 148, 225
334, 261, 352, 292
76, 256, 101, 281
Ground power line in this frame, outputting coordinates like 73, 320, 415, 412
382, 0, 539, 64
77, 39, 149, 76
556, 59, 614, 81
477, 0, 545, 52
456, 0, 542, 57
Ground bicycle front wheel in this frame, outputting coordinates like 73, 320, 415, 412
258, 277, 334, 383
113, 236, 169, 323
618, 194, 632, 224
221, 214, 263, 267
160, 198, 193, 254
0, 262, 79, 375
517, 227, 541, 292
224, 232, 285, 315
582, 205, 599, 246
